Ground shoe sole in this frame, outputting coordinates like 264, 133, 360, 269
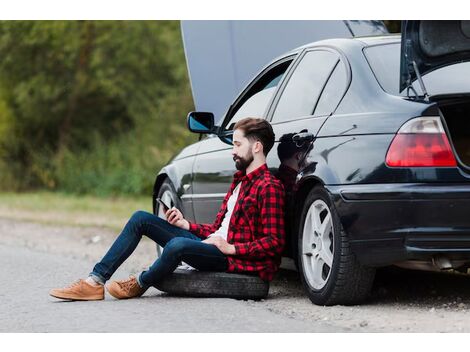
49, 292, 104, 301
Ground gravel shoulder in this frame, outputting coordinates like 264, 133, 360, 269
2, 217, 470, 332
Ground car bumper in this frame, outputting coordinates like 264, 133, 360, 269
327, 183, 470, 267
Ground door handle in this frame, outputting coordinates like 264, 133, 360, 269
292, 130, 314, 146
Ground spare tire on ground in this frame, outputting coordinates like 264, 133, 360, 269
153, 269, 270, 300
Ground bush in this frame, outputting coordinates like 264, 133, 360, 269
0, 21, 196, 195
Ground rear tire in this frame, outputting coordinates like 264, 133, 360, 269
297, 186, 375, 305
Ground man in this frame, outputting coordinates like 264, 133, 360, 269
50, 117, 286, 301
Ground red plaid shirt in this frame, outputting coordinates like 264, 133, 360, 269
188, 163, 286, 281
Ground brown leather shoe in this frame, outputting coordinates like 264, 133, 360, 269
49, 279, 104, 301
107, 276, 146, 299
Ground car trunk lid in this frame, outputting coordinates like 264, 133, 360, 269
400, 20, 470, 93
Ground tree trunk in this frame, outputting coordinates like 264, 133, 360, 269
57, 20, 95, 161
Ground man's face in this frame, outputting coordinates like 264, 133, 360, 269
232, 129, 254, 171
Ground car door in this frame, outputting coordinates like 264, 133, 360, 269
264, 48, 350, 255
190, 57, 295, 223
266, 48, 349, 172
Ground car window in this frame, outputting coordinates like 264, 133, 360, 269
314, 60, 348, 116
271, 50, 339, 123
224, 60, 292, 130
364, 43, 470, 96
363, 43, 400, 94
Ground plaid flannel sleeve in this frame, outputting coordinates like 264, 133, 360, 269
234, 182, 286, 257
188, 221, 214, 239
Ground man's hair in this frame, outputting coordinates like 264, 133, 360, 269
233, 117, 275, 157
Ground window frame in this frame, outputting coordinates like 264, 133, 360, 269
313, 57, 350, 117
267, 45, 352, 123
219, 54, 297, 132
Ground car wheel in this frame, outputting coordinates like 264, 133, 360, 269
155, 178, 179, 257
298, 185, 375, 305
154, 269, 269, 300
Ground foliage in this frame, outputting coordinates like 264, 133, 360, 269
0, 21, 196, 195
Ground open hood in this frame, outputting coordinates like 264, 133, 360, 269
182, 20, 387, 123
400, 20, 470, 93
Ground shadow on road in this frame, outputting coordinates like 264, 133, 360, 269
271, 267, 470, 307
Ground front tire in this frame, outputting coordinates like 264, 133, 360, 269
155, 178, 179, 256
297, 186, 375, 305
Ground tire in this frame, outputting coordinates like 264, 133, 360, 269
155, 178, 180, 257
154, 269, 269, 300
297, 185, 375, 306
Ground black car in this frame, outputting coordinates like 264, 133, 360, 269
152, 21, 470, 305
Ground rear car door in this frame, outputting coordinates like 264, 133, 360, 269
266, 48, 348, 169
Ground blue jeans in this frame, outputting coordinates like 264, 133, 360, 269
90, 210, 228, 289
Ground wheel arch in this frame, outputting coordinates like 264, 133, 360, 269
152, 164, 181, 214
152, 173, 168, 214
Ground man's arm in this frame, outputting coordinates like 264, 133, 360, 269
187, 190, 233, 238
166, 207, 217, 238
188, 221, 217, 239
233, 182, 286, 258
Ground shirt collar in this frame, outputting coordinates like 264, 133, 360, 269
234, 163, 268, 183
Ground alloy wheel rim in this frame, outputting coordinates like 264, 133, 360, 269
301, 199, 334, 290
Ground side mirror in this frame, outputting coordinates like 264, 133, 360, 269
187, 111, 216, 134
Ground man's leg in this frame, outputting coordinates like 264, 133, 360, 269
138, 237, 228, 288
49, 210, 198, 300
106, 236, 228, 299
90, 210, 199, 285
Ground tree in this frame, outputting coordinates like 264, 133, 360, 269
0, 20, 195, 194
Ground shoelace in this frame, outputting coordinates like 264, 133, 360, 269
119, 276, 137, 292
65, 279, 83, 289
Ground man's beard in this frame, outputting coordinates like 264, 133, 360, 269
233, 152, 254, 171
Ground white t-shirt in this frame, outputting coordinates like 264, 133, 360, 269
208, 182, 241, 240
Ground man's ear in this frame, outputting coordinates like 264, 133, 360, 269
253, 141, 263, 154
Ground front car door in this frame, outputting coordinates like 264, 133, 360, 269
190, 56, 296, 223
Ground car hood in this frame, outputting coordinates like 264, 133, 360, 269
400, 20, 470, 92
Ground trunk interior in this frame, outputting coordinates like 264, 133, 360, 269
434, 96, 470, 167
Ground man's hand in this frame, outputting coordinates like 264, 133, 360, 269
202, 236, 236, 255
165, 207, 190, 231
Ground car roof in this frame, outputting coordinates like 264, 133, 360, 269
278, 34, 401, 59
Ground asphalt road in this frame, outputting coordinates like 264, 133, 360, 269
3, 217, 470, 333
0, 244, 343, 332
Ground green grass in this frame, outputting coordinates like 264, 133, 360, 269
0, 191, 152, 231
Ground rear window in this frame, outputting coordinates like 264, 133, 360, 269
364, 43, 470, 96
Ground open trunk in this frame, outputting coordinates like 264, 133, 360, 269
433, 94, 470, 167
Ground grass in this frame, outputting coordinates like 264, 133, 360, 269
0, 191, 152, 231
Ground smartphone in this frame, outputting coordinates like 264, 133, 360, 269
156, 198, 171, 212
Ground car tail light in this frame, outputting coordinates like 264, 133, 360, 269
386, 116, 457, 167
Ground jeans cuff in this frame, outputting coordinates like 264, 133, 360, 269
89, 272, 106, 285
137, 272, 148, 289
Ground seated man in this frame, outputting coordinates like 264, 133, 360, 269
50, 117, 286, 301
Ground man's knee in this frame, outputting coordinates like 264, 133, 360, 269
163, 237, 192, 257
131, 209, 151, 219
128, 210, 162, 237
130, 210, 157, 225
